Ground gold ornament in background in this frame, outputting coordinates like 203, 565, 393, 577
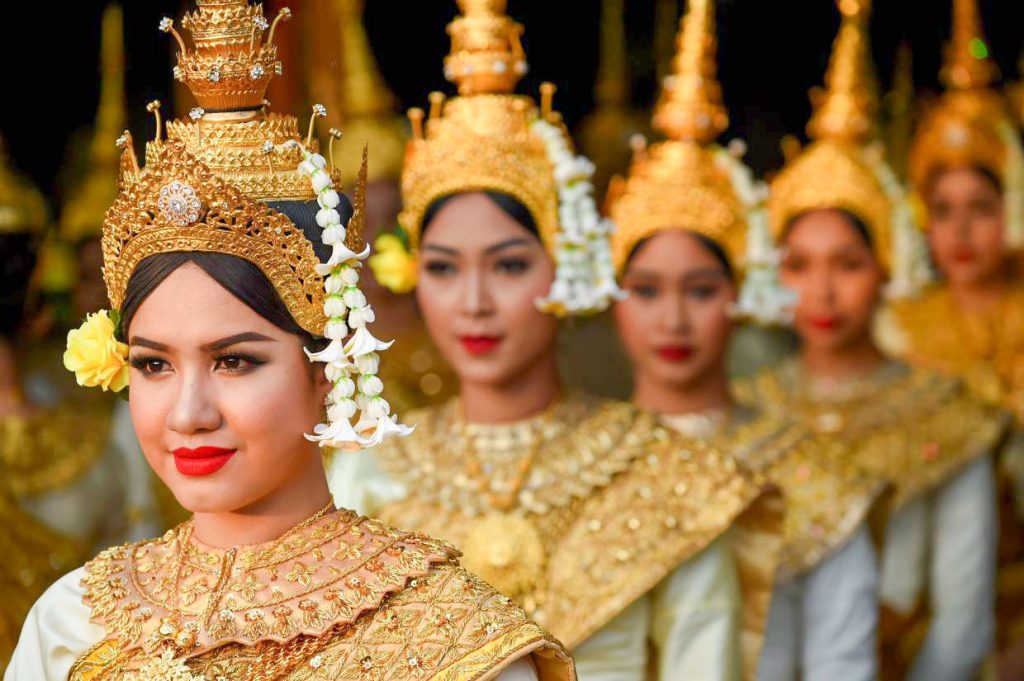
577, 0, 649, 199
399, 0, 564, 256
883, 42, 915, 182
330, 0, 407, 185
608, 0, 746, 273
768, 0, 893, 269
0, 135, 47, 235
462, 514, 546, 602
907, 0, 1013, 200
61, 4, 125, 243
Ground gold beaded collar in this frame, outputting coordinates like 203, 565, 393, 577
80, 506, 457, 659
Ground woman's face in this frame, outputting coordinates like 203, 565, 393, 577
926, 167, 1006, 287
781, 209, 885, 354
614, 231, 736, 393
126, 263, 329, 514
415, 192, 558, 388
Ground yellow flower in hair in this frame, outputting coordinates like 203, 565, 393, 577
63, 310, 130, 392
369, 233, 418, 294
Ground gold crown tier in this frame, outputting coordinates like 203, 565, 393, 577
768, 0, 893, 270
146, 113, 321, 202
609, 0, 745, 273
444, 0, 528, 96
167, 0, 289, 111
105, 142, 327, 335
401, 94, 558, 252
908, 0, 1011, 193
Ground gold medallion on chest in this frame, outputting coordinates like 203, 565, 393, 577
460, 513, 545, 604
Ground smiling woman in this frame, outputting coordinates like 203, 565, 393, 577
2, 2, 575, 680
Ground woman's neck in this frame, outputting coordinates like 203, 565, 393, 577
460, 350, 561, 424
632, 368, 733, 416
190, 451, 333, 549
800, 334, 886, 384
946, 271, 1010, 313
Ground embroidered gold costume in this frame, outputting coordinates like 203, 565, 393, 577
67, 507, 571, 680
361, 396, 777, 669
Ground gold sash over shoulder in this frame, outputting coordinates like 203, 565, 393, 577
69, 508, 574, 680
739, 360, 1010, 510
372, 395, 780, 656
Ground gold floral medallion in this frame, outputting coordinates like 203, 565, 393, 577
460, 514, 544, 602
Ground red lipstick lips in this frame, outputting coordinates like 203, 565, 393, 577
172, 446, 237, 477
657, 345, 693, 362
808, 316, 840, 331
459, 335, 501, 355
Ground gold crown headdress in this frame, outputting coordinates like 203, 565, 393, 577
907, 0, 1024, 249
390, 0, 622, 316
0, 135, 47, 235
768, 0, 930, 298
607, 0, 794, 324
80, 0, 410, 450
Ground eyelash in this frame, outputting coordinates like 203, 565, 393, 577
128, 353, 266, 376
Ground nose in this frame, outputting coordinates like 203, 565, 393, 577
166, 368, 222, 436
460, 266, 495, 318
662, 290, 691, 334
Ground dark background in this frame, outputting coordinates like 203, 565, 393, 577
2, 0, 1023, 212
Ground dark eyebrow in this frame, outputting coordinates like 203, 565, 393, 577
129, 336, 170, 351
422, 244, 459, 256
484, 238, 532, 255
626, 266, 727, 281
128, 332, 276, 353
202, 332, 276, 352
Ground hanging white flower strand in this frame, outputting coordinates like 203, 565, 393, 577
531, 116, 624, 316
290, 122, 412, 450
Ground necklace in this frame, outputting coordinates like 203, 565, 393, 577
454, 399, 559, 611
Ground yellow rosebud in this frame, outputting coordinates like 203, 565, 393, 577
63, 310, 130, 392
369, 233, 418, 294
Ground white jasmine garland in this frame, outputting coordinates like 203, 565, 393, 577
531, 118, 624, 316
294, 145, 412, 450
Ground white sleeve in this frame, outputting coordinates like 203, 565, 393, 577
325, 446, 408, 517
495, 658, 539, 681
4, 568, 104, 681
649, 535, 743, 681
801, 525, 879, 681
908, 455, 997, 681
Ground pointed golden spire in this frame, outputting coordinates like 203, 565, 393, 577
806, 0, 877, 144
0, 135, 47, 234
594, 0, 627, 108
61, 4, 125, 241
884, 41, 915, 179
344, 144, 369, 253
335, 0, 396, 120
445, 0, 528, 96
652, 0, 728, 144
941, 0, 998, 91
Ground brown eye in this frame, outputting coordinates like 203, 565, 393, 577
424, 260, 456, 277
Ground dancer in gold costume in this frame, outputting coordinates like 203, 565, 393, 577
741, 1, 1010, 678
336, 2, 780, 678
4, 3, 573, 679
306, 0, 457, 414
609, 1, 886, 678
876, 0, 1024, 671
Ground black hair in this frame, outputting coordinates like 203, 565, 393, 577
118, 196, 352, 346
421, 190, 539, 238
624, 231, 735, 279
784, 208, 874, 250
0, 233, 38, 338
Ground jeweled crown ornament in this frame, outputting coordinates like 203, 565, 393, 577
908, 0, 1024, 248
163, 0, 290, 112
396, 0, 622, 316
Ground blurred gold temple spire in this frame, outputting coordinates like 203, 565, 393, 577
806, 0, 878, 145
61, 4, 124, 242
942, 0, 998, 92
883, 41, 915, 180
577, 0, 647, 199
653, 0, 728, 144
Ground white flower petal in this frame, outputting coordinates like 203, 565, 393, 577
344, 327, 393, 358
